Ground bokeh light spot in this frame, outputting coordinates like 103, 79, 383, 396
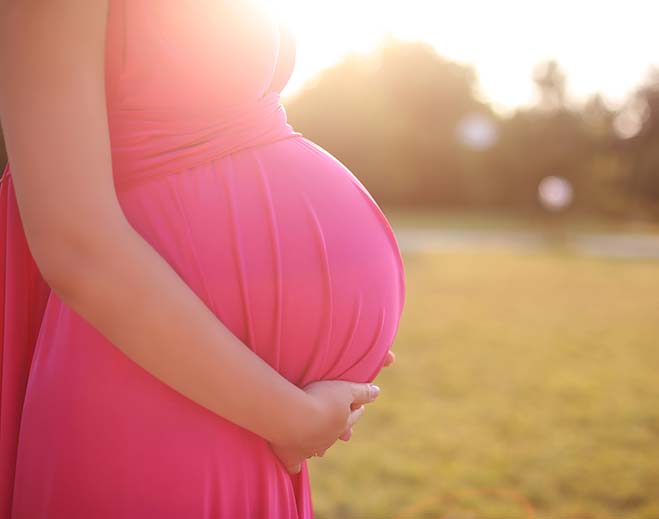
456, 112, 499, 151
538, 176, 574, 211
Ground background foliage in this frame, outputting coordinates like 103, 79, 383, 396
284, 39, 659, 220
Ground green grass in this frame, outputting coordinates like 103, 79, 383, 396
309, 249, 659, 519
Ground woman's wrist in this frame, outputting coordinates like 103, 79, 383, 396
271, 384, 319, 448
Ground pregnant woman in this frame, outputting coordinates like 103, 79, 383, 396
0, 1, 405, 517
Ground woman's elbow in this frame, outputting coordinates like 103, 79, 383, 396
27, 222, 122, 301
29, 232, 92, 297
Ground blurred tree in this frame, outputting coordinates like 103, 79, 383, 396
533, 60, 567, 111
285, 37, 492, 207
579, 94, 630, 216
486, 106, 594, 211
285, 44, 659, 217
582, 93, 616, 141
625, 70, 659, 216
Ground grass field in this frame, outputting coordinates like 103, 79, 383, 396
308, 249, 659, 519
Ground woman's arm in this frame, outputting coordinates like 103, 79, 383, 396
0, 1, 377, 451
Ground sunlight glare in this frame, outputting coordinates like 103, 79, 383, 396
273, 0, 659, 113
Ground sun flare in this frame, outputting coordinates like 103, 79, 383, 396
262, 0, 659, 113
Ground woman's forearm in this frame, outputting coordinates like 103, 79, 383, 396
0, 0, 312, 450
46, 218, 312, 447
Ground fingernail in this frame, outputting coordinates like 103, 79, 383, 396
370, 384, 380, 399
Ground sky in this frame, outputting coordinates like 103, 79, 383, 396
271, 0, 659, 114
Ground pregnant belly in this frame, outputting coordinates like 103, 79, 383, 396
117, 135, 406, 387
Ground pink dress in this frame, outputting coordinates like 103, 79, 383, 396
0, 2, 405, 518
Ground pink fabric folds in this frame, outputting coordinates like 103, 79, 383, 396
0, 166, 51, 517
109, 92, 300, 192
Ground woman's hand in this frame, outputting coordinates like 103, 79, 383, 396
337, 349, 396, 442
270, 349, 397, 474
270, 379, 380, 474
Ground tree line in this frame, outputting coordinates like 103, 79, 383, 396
284, 39, 659, 220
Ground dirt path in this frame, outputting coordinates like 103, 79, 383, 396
394, 228, 659, 260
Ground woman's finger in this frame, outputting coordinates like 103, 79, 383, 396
346, 404, 365, 427
349, 383, 380, 407
383, 350, 396, 367
339, 427, 353, 441
270, 443, 305, 475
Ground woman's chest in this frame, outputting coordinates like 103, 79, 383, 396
105, 0, 282, 112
